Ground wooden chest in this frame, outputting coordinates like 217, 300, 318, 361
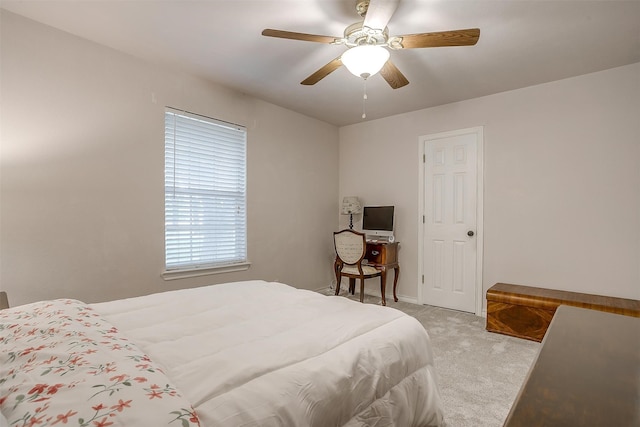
486, 283, 640, 342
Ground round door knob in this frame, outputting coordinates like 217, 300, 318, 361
467, 230, 475, 237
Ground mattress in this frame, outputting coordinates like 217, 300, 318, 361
1, 280, 444, 426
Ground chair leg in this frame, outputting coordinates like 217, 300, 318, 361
349, 278, 356, 295
360, 278, 365, 303
380, 275, 386, 306
335, 272, 341, 295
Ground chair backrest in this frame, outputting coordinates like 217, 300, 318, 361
334, 229, 366, 265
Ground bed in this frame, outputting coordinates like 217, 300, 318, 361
1, 280, 444, 426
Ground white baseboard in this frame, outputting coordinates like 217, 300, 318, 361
391, 293, 419, 304
321, 285, 419, 305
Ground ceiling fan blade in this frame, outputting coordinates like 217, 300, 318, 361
301, 58, 343, 85
395, 28, 480, 49
262, 29, 339, 44
363, 0, 400, 31
380, 60, 409, 89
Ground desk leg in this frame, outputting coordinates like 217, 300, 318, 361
392, 266, 400, 302
380, 269, 387, 306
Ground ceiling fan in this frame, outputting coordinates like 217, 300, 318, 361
262, 0, 480, 89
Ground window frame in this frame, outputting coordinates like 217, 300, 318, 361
162, 108, 249, 280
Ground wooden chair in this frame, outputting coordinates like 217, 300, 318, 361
333, 229, 384, 304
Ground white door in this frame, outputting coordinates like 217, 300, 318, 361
420, 128, 482, 314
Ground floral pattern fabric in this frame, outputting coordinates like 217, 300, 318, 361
0, 299, 201, 427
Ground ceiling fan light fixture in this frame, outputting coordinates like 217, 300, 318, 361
341, 45, 390, 79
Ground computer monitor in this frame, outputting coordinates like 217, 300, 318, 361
362, 206, 394, 239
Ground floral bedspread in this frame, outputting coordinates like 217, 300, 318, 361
0, 299, 201, 427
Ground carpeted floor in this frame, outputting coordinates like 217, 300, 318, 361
325, 289, 540, 427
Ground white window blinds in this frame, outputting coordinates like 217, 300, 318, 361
164, 109, 247, 271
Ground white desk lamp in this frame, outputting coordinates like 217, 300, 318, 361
341, 196, 362, 229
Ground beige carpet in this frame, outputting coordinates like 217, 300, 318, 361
325, 289, 540, 427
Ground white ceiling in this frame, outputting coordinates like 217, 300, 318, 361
2, 0, 639, 126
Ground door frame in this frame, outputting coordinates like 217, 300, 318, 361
417, 126, 484, 316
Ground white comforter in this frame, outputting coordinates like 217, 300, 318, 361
91, 280, 444, 426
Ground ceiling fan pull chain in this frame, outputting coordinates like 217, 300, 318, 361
362, 78, 368, 119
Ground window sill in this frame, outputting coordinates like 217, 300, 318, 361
162, 262, 251, 281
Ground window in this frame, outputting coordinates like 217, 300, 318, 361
164, 108, 248, 277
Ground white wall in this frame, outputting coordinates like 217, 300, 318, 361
2, 11, 638, 309
0, 11, 339, 306
340, 63, 640, 306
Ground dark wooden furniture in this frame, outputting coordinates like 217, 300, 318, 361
334, 229, 383, 304
333, 233, 400, 306
486, 283, 640, 341
365, 241, 399, 305
504, 305, 640, 427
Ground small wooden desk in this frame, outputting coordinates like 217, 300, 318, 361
365, 241, 400, 305
504, 305, 640, 426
